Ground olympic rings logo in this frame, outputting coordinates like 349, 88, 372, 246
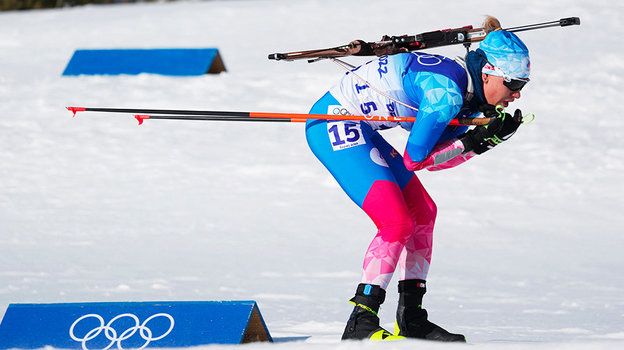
332, 107, 351, 116
69, 313, 175, 350
415, 53, 443, 66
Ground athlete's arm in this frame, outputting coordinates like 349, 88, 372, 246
402, 71, 464, 171
406, 138, 477, 171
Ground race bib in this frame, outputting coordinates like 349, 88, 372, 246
327, 120, 366, 151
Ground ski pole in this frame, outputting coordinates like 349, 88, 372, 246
67, 107, 492, 126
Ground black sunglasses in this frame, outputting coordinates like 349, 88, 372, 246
503, 78, 528, 92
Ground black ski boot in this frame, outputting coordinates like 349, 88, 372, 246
395, 280, 466, 342
341, 283, 404, 341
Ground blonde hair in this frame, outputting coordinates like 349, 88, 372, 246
483, 16, 502, 32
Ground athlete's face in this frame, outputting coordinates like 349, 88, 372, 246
482, 73, 521, 108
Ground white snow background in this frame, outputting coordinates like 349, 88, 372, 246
1, 0, 623, 349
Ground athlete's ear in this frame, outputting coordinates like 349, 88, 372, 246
481, 73, 489, 84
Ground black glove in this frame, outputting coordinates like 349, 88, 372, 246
460, 106, 523, 154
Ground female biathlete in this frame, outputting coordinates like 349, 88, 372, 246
305, 19, 530, 342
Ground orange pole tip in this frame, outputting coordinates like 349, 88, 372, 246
67, 107, 86, 117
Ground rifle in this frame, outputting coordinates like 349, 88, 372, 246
268, 17, 580, 62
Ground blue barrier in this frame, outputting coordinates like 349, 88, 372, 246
62, 48, 226, 76
0, 301, 271, 349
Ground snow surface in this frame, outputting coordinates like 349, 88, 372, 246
1, 0, 623, 349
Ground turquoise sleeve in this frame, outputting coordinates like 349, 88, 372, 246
403, 71, 464, 162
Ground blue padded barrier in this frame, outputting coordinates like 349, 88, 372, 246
0, 301, 271, 349
62, 48, 226, 76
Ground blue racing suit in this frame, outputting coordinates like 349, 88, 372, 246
305, 51, 484, 288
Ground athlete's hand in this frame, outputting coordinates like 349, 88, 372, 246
460, 107, 523, 154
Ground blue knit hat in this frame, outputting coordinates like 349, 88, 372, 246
480, 30, 530, 80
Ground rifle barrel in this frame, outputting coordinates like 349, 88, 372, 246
504, 17, 580, 33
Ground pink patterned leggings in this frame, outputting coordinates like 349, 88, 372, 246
306, 115, 437, 290
361, 177, 436, 289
